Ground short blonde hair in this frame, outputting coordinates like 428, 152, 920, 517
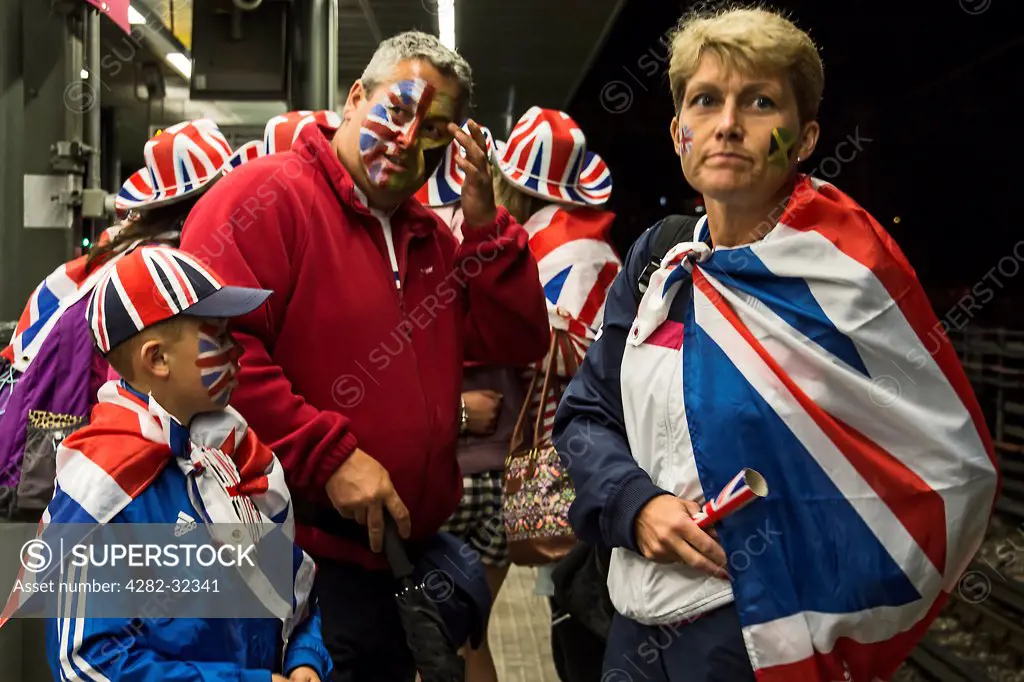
492, 172, 548, 225
668, 6, 824, 123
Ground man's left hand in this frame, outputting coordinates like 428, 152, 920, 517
449, 120, 497, 228
288, 666, 321, 682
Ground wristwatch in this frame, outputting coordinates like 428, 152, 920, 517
459, 397, 469, 435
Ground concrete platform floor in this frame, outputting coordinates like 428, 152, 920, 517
489, 565, 561, 682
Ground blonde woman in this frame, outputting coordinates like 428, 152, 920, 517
554, 7, 997, 682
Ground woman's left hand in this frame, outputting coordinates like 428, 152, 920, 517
449, 120, 497, 228
288, 666, 321, 682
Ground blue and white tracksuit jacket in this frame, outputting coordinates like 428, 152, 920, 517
552, 220, 734, 626
45, 416, 331, 682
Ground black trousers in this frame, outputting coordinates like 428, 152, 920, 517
314, 559, 417, 682
549, 597, 605, 682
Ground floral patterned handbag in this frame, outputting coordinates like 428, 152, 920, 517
503, 330, 580, 566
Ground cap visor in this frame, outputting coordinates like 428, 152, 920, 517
184, 286, 272, 319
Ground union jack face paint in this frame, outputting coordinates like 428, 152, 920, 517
678, 123, 694, 156
196, 323, 243, 406
358, 79, 455, 190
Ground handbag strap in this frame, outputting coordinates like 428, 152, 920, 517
531, 335, 560, 445
510, 331, 556, 453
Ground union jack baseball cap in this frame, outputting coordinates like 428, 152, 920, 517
495, 107, 612, 207
413, 123, 498, 208
86, 246, 272, 354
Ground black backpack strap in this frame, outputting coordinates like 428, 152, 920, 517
634, 214, 700, 302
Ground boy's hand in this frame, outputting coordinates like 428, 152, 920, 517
272, 675, 289, 682
288, 667, 321, 682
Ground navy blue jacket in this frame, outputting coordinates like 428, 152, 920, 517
553, 222, 695, 553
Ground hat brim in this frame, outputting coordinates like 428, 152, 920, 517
115, 139, 265, 213
495, 151, 612, 207
115, 168, 227, 213
183, 285, 272, 319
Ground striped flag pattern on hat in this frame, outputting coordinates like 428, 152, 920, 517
115, 119, 239, 212
87, 246, 224, 353
264, 110, 341, 155
414, 124, 497, 208
225, 110, 342, 171
495, 107, 612, 207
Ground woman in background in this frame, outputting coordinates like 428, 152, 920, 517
0, 118, 255, 520
492, 107, 619, 682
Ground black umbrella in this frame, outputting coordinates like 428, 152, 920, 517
383, 518, 466, 682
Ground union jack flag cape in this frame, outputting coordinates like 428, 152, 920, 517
629, 175, 998, 681
1, 223, 146, 371
522, 205, 621, 441
1, 381, 314, 634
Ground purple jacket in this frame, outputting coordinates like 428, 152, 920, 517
0, 298, 106, 518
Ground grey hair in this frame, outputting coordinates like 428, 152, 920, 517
360, 31, 473, 115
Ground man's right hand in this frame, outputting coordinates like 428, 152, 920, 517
634, 495, 729, 579
325, 448, 411, 552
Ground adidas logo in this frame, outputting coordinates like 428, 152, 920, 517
174, 511, 197, 537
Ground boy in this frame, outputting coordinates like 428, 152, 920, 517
45, 245, 330, 681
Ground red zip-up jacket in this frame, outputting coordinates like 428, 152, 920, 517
180, 124, 550, 568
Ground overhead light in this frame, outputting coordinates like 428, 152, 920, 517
128, 5, 146, 24
165, 52, 192, 79
80, 68, 90, 79
438, 0, 455, 50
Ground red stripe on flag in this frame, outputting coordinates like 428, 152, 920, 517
153, 249, 196, 306
196, 350, 235, 369
233, 429, 274, 486
63, 255, 91, 286
62, 407, 173, 499
575, 261, 619, 329
693, 268, 948, 575
505, 112, 545, 160
753, 593, 947, 682
529, 208, 613, 262
780, 178, 996, 476
94, 278, 110, 351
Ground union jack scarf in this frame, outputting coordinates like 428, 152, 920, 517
1, 381, 314, 635
629, 175, 998, 681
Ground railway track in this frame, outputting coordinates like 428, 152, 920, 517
899, 558, 1024, 682
905, 635, 989, 682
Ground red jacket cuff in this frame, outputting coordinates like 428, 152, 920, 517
459, 206, 514, 244
311, 431, 358, 501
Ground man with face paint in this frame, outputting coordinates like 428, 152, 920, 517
180, 30, 550, 681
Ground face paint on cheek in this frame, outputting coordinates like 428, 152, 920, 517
767, 127, 797, 169
196, 323, 241, 406
358, 79, 437, 188
382, 96, 456, 191
678, 123, 694, 155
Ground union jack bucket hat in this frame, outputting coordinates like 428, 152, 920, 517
494, 107, 612, 207
115, 119, 251, 213
414, 123, 498, 208
226, 109, 343, 170
86, 245, 271, 354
